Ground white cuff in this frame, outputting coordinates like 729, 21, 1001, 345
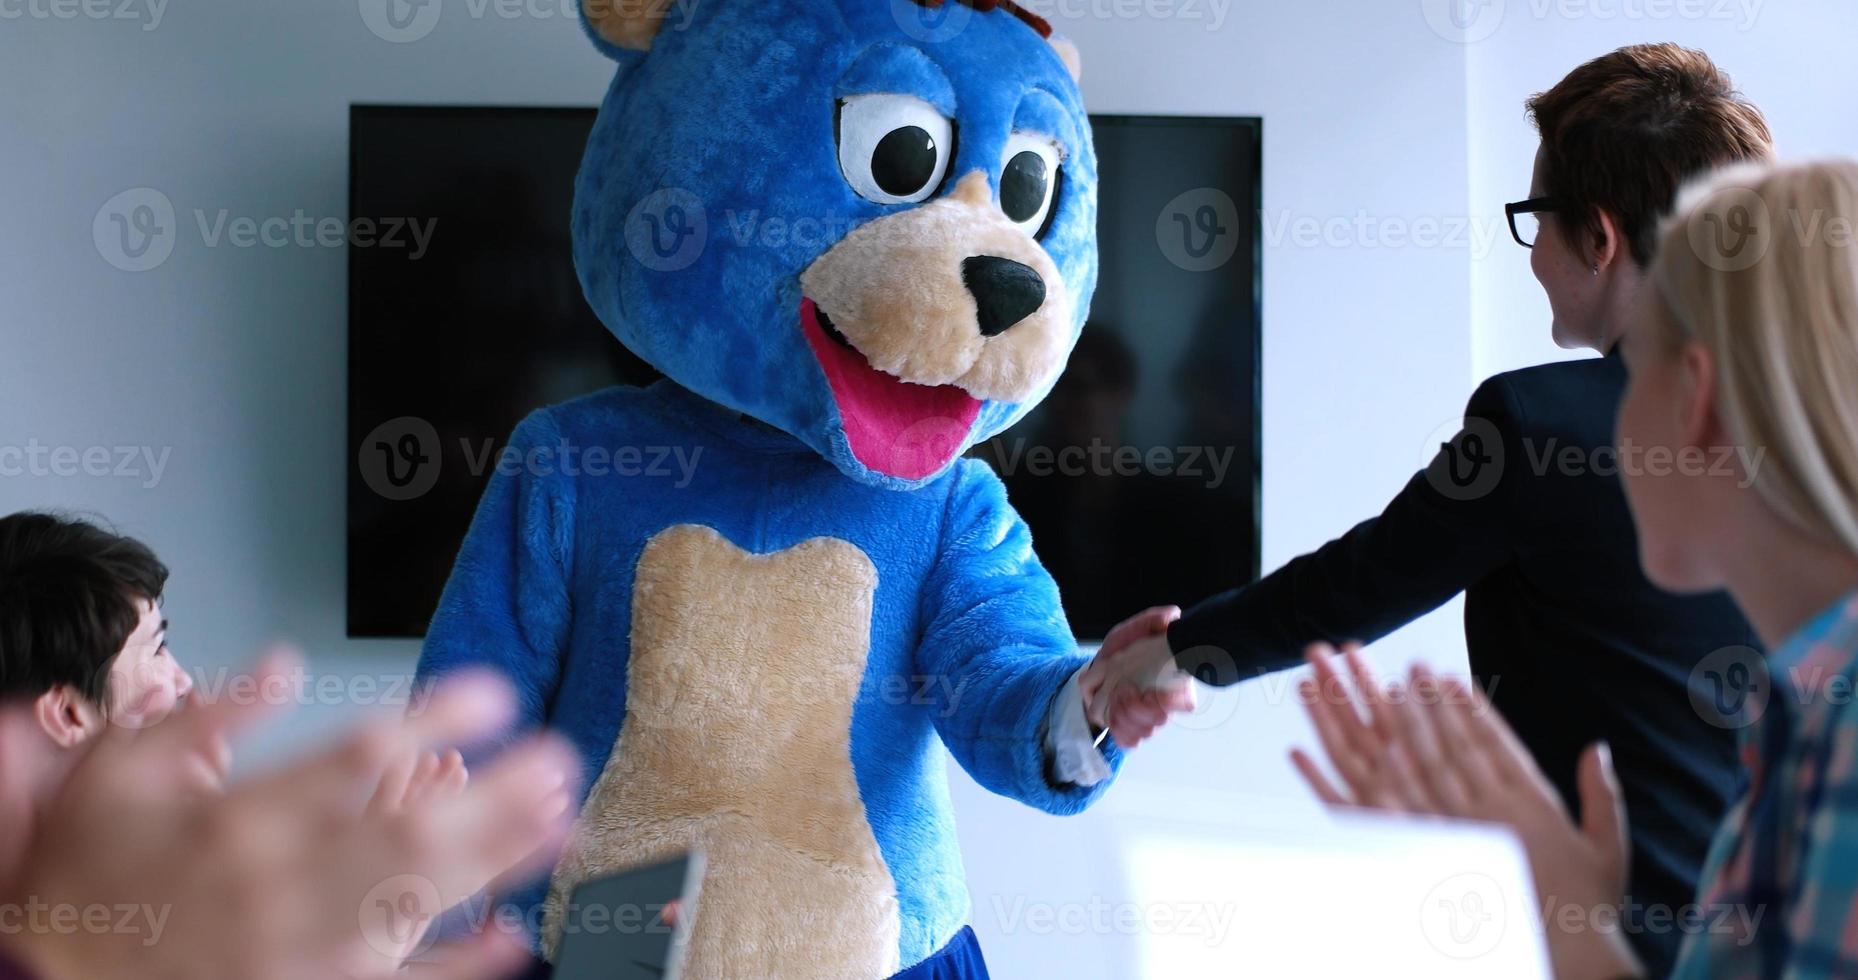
1045, 665, 1113, 787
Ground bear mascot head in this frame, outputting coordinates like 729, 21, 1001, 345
573, 0, 1098, 487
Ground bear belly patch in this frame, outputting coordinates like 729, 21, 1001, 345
541, 524, 903, 978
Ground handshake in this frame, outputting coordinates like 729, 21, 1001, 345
1077, 605, 1200, 749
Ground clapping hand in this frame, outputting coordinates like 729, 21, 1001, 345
6, 650, 576, 980
1080, 606, 1198, 749
1290, 642, 1641, 980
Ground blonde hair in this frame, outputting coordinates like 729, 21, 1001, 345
1654, 159, 1858, 554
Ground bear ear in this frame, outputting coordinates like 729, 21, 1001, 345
581, 0, 674, 57
1048, 35, 1082, 82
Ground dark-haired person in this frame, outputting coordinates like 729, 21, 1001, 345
1085, 43, 1772, 974
0, 514, 497, 975
0, 513, 195, 883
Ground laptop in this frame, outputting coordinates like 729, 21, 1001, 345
1115, 800, 1553, 979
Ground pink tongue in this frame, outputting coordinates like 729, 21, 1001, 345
802, 299, 982, 480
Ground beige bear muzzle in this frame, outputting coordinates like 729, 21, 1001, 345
798, 170, 1073, 404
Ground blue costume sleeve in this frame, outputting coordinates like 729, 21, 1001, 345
918, 458, 1123, 814
416, 410, 577, 734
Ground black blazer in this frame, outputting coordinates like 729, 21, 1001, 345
1169, 353, 1758, 976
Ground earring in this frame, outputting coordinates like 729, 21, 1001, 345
1591, 265, 1599, 276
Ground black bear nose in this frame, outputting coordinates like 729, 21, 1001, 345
962, 256, 1046, 337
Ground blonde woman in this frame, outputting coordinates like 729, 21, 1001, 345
1294, 159, 1858, 979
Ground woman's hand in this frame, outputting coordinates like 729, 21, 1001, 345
1290, 643, 1643, 980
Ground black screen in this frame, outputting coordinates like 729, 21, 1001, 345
348, 106, 1260, 639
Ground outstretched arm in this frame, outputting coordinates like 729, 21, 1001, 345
917, 459, 1121, 814
1168, 375, 1527, 684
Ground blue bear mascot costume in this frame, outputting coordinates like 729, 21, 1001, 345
416, 0, 1118, 975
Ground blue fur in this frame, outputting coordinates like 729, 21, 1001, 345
572, 0, 1098, 490
419, 1, 1113, 973
421, 385, 1122, 967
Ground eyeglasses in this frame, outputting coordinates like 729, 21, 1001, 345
1505, 197, 1559, 249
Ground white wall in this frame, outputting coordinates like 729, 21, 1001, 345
10, 1, 1848, 976
1466, 0, 1858, 378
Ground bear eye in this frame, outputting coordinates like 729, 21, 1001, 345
836, 94, 954, 206
1000, 132, 1063, 239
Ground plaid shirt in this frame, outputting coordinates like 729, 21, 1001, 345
1673, 593, 1858, 979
